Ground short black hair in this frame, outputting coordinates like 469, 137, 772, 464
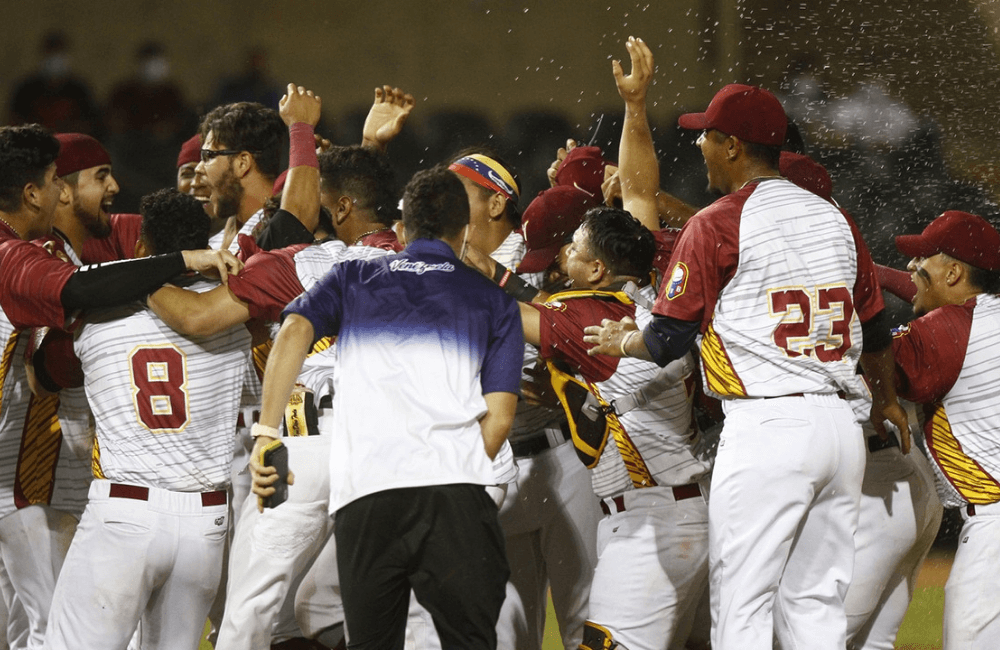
451, 145, 521, 229
199, 102, 285, 179
261, 193, 334, 237
966, 263, 1000, 295
318, 146, 397, 226
580, 207, 656, 278
402, 166, 470, 241
139, 188, 210, 254
0, 125, 60, 212
743, 141, 782, 170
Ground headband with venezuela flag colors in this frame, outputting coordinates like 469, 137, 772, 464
448, 154, 520, 205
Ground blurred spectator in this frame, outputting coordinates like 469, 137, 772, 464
210, 46, 283, 109
8, 30, 101, 134
105, 41, 193, 139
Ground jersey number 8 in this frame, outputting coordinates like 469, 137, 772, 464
129, 345, 190, 432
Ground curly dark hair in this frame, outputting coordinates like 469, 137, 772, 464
318, 146, 398, 227
402, 166, 470, 241
199, 102, 285, 179
139, 188, 211, 254
0, 125, 60, 212
580, 207, 656, 278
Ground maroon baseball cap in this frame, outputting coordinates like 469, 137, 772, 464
896, 211, 1000, 271
54, 133, 112, 177
554, 146, 612, 197
177, 134, 201, 168
517, 186, 599, 274
678, 84, 787, 147
779, 151, 833, 201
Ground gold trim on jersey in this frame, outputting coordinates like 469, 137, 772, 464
0, 331, 21, 412
14, 393, 62, 506
92, 435, 105, 479
547, 360, 656, 488
252, 339, 272, 380
927, 402, 1000, 504
700, 322, 747, 397
308, 336, 335, 357
547, 288, 636, 306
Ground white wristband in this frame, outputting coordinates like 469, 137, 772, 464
251, 423, 280, 440
619, 330, 640, 358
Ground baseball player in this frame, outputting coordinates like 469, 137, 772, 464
886, 210, 1000, 647
43, 188, 250, 650
452, 150, 602, 650
585, 83, 905, 649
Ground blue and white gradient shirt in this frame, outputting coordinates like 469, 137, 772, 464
284, 238, 524, 512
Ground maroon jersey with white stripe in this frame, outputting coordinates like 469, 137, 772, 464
0, 223, 76, 330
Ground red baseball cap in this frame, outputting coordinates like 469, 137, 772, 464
678, 84, 787, 147
896, 211, 1000, 271
779, 151, 833, 201
177, 134, 201, 168
517, 186, 599, 274
54, 133, 112, 177
554, 146, 612, 197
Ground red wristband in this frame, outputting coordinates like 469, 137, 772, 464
288, 122, 318, 169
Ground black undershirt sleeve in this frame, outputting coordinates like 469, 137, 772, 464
255, 209, 313, 251
861, 309, 892, 354
61, 252, 187, 311
642, 314, 702, 367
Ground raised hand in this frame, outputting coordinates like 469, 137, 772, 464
546, 138, 577, 187
279, 83, 322, 127
362, 85, 415, 151
612, 36, 655, 105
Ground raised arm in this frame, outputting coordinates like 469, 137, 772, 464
278, 83, 322, 233
613, 37, 661, 231
361, 85, 415, 152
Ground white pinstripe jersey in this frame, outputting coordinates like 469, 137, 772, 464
922, 294, 1000, 508
74, 280, 250, 492
700, 180, 864, 398
593, 285, 711, 495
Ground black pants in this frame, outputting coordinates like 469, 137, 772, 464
335, 484, 509, 650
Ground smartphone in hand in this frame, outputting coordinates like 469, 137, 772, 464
260, 439, 289, 508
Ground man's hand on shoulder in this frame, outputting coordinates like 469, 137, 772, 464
181, 249, 244, 284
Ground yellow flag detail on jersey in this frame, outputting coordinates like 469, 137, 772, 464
14, 393, 62, 506
251, 339, 272, 381
700, 323, 747, 398
927, 403, 1000, 504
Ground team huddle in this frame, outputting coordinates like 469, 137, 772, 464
0, 35, 997, 650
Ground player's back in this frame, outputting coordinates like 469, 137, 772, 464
75, 279, 250, 492
706, 178, 863, 398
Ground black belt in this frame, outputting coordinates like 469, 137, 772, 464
510, 421, 571, 457
868, 433, 900, 453
109, 482, 227, 507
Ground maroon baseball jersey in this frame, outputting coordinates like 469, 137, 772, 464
891, 299, 971, 404
0, 223, 77, 330
226, 244, 311, 322
525, 289, 635, 383
81, 213, 142, 264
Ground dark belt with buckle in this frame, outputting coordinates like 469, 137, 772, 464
510, 420, 571, 457
109, 482, 227, 507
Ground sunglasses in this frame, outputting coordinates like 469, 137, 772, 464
200, 148, 258, 163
